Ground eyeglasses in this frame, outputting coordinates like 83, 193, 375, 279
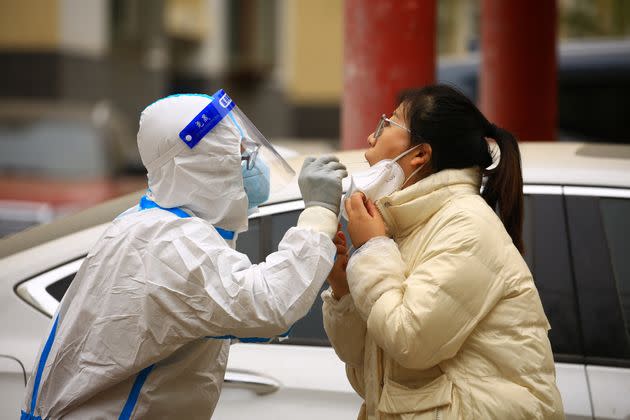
240, 137, 261, 170
374, 114, 410, 140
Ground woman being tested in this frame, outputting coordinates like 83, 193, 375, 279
323, 84, 564, 419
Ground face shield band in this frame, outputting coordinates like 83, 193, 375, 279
178, 88, 296, 196
178, 89, 235, 148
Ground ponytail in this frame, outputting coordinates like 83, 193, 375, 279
399, 84, 525, 254
482, 124, 524, 254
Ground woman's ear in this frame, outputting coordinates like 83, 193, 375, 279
410, 143, 432, 168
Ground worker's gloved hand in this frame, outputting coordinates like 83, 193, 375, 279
298, 155, 348, 215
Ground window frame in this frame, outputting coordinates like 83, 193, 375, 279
523, 186, 584, 363
564, 186, 630, 368
15, 200, 308, 319
15, 258, 84, 318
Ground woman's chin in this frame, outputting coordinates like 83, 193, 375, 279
364, 151, 374, 166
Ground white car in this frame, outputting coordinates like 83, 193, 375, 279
1, 142, 630, 419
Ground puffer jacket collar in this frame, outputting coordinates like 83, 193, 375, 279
376, 167, 482, 238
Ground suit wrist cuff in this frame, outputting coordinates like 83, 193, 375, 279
297, 206, 337, 239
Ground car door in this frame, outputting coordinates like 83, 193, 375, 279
13, 203, 363, 420
4, 218, 109, 419
220, 187, 602, 419
213, 204, 363, 419
564, 187, 630, 420
0, 355, 26, 420
523, 186, 592, 420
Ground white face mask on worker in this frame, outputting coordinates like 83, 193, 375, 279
340, 145, 423, 220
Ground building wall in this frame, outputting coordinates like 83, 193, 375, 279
0, 0, 108, 55
285, 0, 342, 105
0, 0, 60, 50
0, 0, 167, 153
60, 0, 109, 56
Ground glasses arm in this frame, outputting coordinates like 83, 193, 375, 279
385, 117, 411, 133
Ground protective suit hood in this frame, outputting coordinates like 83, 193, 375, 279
137, 94, 249, 232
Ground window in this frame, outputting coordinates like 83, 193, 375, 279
16, 259, 84, 317
270, 210, 301, 252
600, 198, 630, 347
235, 217, 262, 264
278, 286, 330, 346
33, 206, 347, 346
45, 274, 74, 302
523, 193, 583, 361
263, 192, 589, 353
521, 195, 534, 269
268, 209, 330, 346
38, 218, 263, 307
566, 194, 630, 362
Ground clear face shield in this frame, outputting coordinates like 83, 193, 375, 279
178, 89, 296, 203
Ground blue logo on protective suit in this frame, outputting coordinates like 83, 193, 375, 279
178, 89, 236, 149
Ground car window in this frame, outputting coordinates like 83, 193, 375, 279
599, 198, 630, 345
268, 209, 331, 346
266, 193, 589, 352
566, 194, 630, 362
46, 274, 74, 302
43, 217, 266, 304
235, 217, 262, 264
270, 209, 300, 250
38, 208, 333, 346
523, 193, 583, 361
35, 193, 607, 359
16, 258, 84, 317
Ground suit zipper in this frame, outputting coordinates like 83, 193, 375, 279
435, 407, 441, 420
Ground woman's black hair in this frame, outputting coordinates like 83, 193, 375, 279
398, 84, 524, 253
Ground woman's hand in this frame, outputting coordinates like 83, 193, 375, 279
327, 225, 350, 300
345, 193, 387, 249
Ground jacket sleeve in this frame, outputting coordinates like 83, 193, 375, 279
346, 364, 366, 400
322, 288, 366, 367
345, 213, 506, 370
144, 206, 338, 340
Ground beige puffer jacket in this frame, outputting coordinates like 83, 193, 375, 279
323, 167, 564, 419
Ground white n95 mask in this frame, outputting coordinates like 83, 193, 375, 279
341, 145, 423, 220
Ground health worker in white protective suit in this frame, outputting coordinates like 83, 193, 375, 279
21, 90, 347, 420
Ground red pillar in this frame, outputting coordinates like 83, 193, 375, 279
342, 0, 436, 150
481, 0, 557, 141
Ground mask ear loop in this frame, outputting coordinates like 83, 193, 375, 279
400, 162, 426, 189
398, 144, 426, 189
392, 144, 422, 163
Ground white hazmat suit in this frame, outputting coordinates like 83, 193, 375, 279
21, 93, 342, 419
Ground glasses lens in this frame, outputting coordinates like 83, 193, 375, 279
375, 114, 386, 139
241, 145, 260, 170
241, 137, 258, 170
241, 154, 250, 169
248, 146, 259, 170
